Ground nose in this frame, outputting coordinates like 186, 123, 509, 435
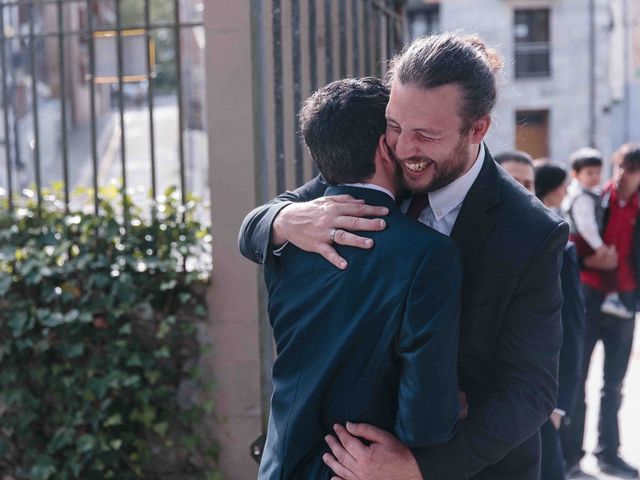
394, 131, 416, 160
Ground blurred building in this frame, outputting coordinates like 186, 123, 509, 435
406, 0, 640, 166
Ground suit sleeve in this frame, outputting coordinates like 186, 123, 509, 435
557, 243, 586, 415
395, 238, 462, 448
412, 222, 568, 479
237, 175, 328, 264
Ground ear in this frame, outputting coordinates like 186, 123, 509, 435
376, 134, 394, 171
469, 115, 491, 144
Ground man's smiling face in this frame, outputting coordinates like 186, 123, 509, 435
385, 81, 486, 194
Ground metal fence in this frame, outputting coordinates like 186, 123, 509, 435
0, 0, 206, 221
250, 0, 406, 452
251, 0, 406, 203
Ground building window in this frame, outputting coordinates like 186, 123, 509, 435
515, 110, 550, 159
407, 3, 440, 40
514, 9, 551, 78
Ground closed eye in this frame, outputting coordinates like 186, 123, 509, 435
417, 133, 437, 142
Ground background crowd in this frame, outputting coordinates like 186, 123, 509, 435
496, 143, 640, 480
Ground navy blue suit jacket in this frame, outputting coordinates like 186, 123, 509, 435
558, 243, 586, 416
257, 186, 462, 480
240, 149, 568, 480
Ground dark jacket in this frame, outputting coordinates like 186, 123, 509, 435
257, 186, 462, 480
239, 148, 568, 480
557, 243, 586, 417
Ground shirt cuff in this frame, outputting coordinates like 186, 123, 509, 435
553, 408, 566, 417
273, 242, 289, 256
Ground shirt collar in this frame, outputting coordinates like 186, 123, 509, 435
341, 182, 396, 201
428, 143, 485, 221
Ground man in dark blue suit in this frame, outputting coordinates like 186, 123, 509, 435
257, 77, 463, 479
240, 33, 568, 480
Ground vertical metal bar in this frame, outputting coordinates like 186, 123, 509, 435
324, 0, 333, 82
291, 0, 304, 185
28, 3, 42, 215
338, 0, 347, 78
373, 1, 382, 77
351, 0, 360, 76
250, 0, 274, 433
309, 0, 319, 176
385, 8, 392, 64
0, 5, 14, 212
308, 0, 318, 93
272, 0, 285, 193
588, 0, 596, 148
144, 0, 157, 206
57, 0, 70, 212
364, 0, 371, 74
623, 0, 631, 142
86, 0, 99, 214
173, 0, 187, 205
116, 0, 128, 227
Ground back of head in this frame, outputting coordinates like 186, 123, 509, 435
535, 163, 567, 200
494, 150, 534, 167
569, 147, 603, 172
299, 77, 389, 185
388, 32, 503, 132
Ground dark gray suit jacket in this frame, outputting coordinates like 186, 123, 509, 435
239, 148, 568, 480
258, 185, 462, 480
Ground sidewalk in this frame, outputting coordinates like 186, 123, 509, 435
578, 319, 640, 478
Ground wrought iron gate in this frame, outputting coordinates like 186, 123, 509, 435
0, 0, 206, 222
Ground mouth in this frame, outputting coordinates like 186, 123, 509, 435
404, 159, 434, 173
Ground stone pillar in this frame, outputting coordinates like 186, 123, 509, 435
204, 2, 261, 478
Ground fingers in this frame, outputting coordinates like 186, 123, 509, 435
333, 230, 374, 250
335, 216, 386, 233
323, 452, 358, 480
332, 202, 389, 220
318, 245, 348, 270
325, 433, 358, 469
334, 424, 369, 459
345, 422, 394, 444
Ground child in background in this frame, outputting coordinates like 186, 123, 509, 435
562, 148, 631, 319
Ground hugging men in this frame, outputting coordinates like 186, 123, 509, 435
241, 33, 567, 480
257, 77, 462, 479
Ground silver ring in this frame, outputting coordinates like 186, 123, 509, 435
329, 228, 338, 243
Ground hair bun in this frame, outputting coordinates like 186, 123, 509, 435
461, 34, 504, 74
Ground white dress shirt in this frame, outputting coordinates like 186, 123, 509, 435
401, 143, 486, 236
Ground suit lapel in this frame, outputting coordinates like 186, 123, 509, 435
451, 147, 501, 278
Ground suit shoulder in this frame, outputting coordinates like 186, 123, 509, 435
499, 173, 567, 236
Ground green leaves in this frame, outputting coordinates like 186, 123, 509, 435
0, 187, 217, 479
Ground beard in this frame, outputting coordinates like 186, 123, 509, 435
395, 135, 473, 194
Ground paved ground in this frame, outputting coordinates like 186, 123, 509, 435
576, 320, 640, 479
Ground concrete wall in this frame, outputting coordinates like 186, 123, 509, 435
205, 2, 262, 478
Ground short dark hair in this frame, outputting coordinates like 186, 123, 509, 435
299, 77, 390, 185
615, 143, 640, 171
494, 150, 534, 168
570, 147, 603, 173
388, 32, 503, 133
535, 163, 568, 200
